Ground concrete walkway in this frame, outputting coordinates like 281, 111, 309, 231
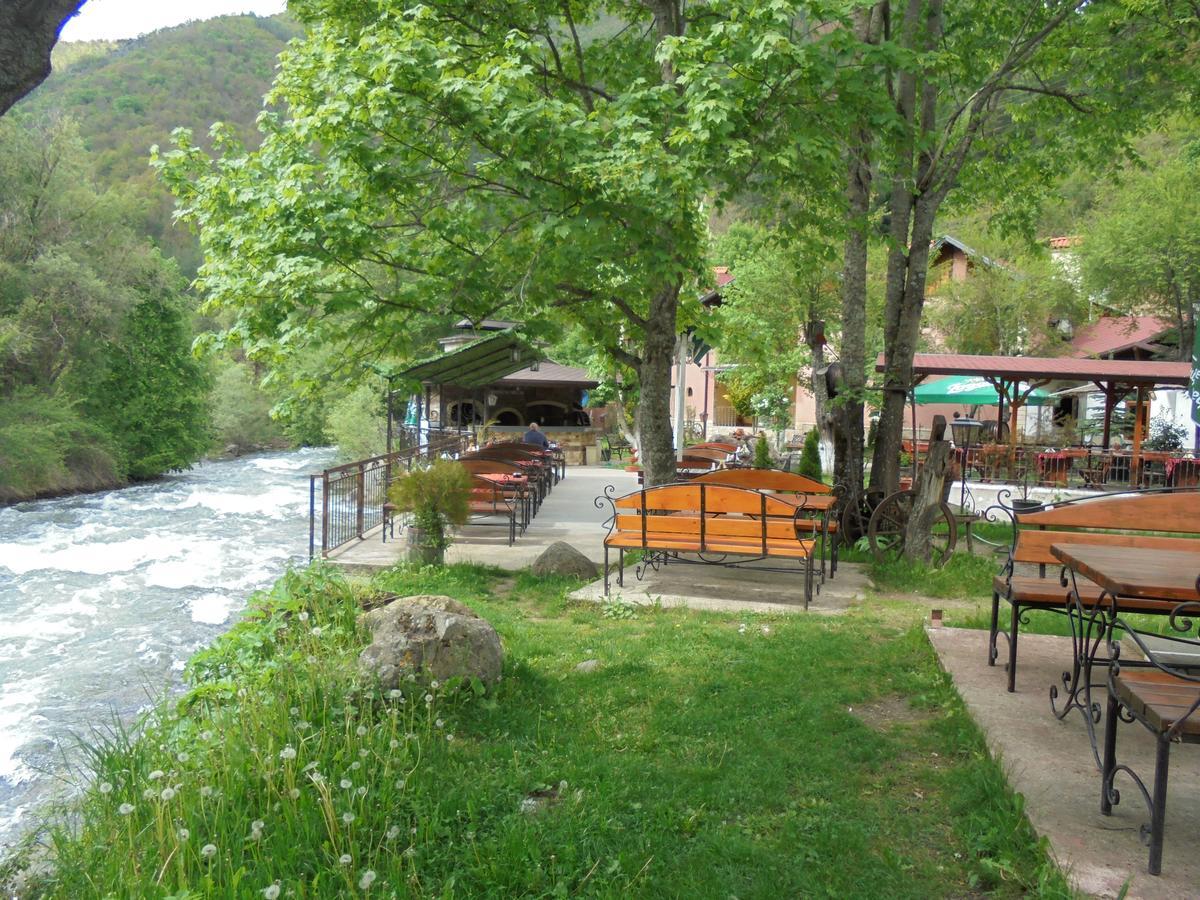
329, 465, 638, 572
569, 558, 870, 615
928, 626, 1200, 899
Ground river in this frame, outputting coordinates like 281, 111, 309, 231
0, 447, 334, 850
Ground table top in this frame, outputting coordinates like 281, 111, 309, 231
1051, 543, 1200, 602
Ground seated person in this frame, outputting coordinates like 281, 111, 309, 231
522, 421, 550, 448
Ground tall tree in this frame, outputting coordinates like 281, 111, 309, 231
859, 0, 1199, 496
1079, 132, 1200, 360
155, 1, 842, 485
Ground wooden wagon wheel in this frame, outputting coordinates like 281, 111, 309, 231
868, 489, 958, 567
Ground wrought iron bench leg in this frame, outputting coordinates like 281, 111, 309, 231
1101, 689, 1118, 816
603, 546, 610, 595
618, 548, 625, 587
988, 590, 1000, 666
1148, 736, 1171, 876
1007, 602, 1020, 692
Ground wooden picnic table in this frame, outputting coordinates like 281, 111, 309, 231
1050, 544, 1200, 602
1050, 541, 1200, 876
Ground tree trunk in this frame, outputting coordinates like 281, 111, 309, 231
637, 284, 681, 486
904, 439, 951, 563
0, 0, 84, 116
805, 315, 830, 445
835, 139, 871, 533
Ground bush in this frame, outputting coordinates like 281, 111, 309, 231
799, 428, 822, 480
387, 459, 473, 554
1146, 415, 1188, 452
325, 382, 387, 462
209, 361, 283, 453
752, 432, 772, 468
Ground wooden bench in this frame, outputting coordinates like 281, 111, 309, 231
599, 483, 818, 608
691, 468, 838, 577
604, 433, 632, 460
466, 475, 519, 545
1103, 623, 1200, 875
458, 459, 533, 531
990, 490, 1200, 692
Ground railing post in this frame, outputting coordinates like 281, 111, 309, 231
321, 470, 330, 555
308, 474, 316, 561
356, 463, 366, 539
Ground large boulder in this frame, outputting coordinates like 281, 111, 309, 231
530, 541, 599, 579
358, 595, 503, 689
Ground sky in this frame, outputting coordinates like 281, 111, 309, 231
60, 0, 288, 43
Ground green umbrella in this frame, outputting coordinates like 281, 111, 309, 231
912, 375, 1050, 406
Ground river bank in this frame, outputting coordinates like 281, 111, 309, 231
0, 447, 333, 849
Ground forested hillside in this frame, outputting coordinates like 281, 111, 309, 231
20, 14, 301, 275
0, 117, 210, 502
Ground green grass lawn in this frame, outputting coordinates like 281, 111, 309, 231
4, 561, 1072, 898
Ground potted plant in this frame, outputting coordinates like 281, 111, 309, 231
387, 458, 473, 565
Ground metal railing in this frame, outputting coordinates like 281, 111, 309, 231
309, 431, 466, 559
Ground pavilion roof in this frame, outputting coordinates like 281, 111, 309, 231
398, 329, 542, 389
877, 353, 1191, 387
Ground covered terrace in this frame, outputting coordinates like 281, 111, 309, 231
878, 353, 1194, 489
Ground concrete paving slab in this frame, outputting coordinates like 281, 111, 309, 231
569, 558, 870, 615
328, 466, 638, 572
928, 627, 1200, 899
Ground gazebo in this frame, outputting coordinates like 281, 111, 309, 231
396, 325, 601, 463
878, 353, 1192, 474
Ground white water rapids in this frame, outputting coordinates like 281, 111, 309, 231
0, 448, 334, 849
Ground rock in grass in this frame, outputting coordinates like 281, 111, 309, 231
574, 659, 601, 674
358, 595, 502, 689
530, 541, 598, 579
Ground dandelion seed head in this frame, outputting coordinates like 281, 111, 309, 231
200, 786, 214, 798
98, 781, 112, 795
160, 787, 176, 801
289, 707, 299, 717
148, 770, 165, 781
356, 725, 367, 737
201, 843, 218, 859
446, 734, 455, 742
311, 626, 322, 637
263, 884, 281, 900
200, 730, 213, 741
358, 748, 369, 758
339, 853, 352, 865
386, 825, 401, 840
389, 739, 399, 750
387, 688, 402, 699
340, 779, 353, 790
350, 761, 361, 771
298, 611, 309, 622
177, 752, 189, 763
342, 811, 355, 825
406, 673, 416, 682
252, 819, 265, 831
289, 788, 300, 799
356, 786, 367, 797
424, 694, 433, 704
297, 721, 310, 731
178, 828, 190, 840
430, 680, 439, 690
143, 788, 156, 800
359, 870, 377, 889
118, 802, 134, 815
279, 746, 297, 761
395, 779, 405, 790
306, 655, 317, 665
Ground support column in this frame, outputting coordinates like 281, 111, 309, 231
674, 334, 689, 461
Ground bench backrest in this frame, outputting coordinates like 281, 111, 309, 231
459, 459, 524, 477
681, 447, 731, 463
689, 442, 738, 452
1012, 490, 1200, 566
692, 468, 829, 495
611, 484, 814, 547
467, 448, 545, 466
